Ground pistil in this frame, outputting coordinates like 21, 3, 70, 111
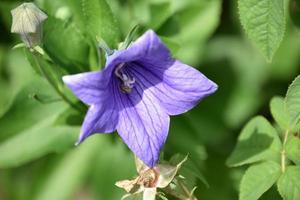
115, 63, 135, 93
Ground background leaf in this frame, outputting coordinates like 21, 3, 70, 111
43, 17, 90, 73
277, 166, 300, 200
238, 0, 285, 61
239, 161, 281, 200
0, 126, 78, 168
41, 0, 120, 72
285, 75, 300, 128
81, 0, 120, 47
33, 138, 102, 200
227, 116, 282, 167
0, 77, 67, 141
285, 136, 300, 165
0, 49, 34, 117
270, 96, 290, 131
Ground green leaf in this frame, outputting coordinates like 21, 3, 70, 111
34, 138, 102, 200
0, 126, 78, 168
0, 49, 36, 117
277, 166, 300, 200
227, 116, 282, 167
43, 16, 90, 73
240, 161, 281, 200
238, 0, 285, 61
285, 75, 300, 128
148, 2, 172, 29
81, 0, 120, 47
270, 96, 290, 130
120, 25, 139, 50
0, 77, 67, 141
286, 136, 300, 165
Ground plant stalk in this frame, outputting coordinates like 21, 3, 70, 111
281, 130, 289, 173
32, 51, 84, 112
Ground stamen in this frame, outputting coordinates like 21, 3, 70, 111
114, 63, 135, 93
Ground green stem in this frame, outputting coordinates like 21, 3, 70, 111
32, 52, 84, 112
281, 130, 289, 173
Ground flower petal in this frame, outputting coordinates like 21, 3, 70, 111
129, 61, 218, 116
76, 102, 118, 144
115, 78, 170, 167
62, 69, 113, 105
105, 30, 172, 72
76, 77, 119, 144
107, 30, 217, 116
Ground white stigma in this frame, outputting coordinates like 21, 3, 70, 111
115, 63, 135, 93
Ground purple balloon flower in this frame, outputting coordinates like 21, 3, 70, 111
63, 30, 217, 167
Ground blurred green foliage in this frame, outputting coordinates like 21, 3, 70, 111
0, 0, 299, 200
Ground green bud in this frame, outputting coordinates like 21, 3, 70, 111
11, 3, 47, 48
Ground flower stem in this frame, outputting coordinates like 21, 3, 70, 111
281, 130, 289, 173
31, 52, 84, 112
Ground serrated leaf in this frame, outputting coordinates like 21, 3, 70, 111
285, 75, 300, 128
81, 0, 120, 47
286, 136, 300, 165
239, 0, 285, 61
0, 126, 78, 168
240, 161, 281, 200
34, 138, 102, 200
227, 116, 282, 167
270, 96, 290, 130
277, 166, 300, 200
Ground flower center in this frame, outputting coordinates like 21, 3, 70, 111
137, 168, 159, 188
114, 63, 135, 93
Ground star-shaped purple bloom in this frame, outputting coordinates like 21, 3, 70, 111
63, 30, 217, 167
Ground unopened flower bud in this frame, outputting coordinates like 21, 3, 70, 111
11, 3, 47, 48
